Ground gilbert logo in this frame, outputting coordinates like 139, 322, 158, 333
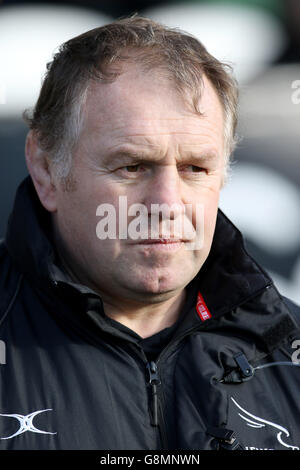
0, 409, 57, 440
196, 292, 212, 322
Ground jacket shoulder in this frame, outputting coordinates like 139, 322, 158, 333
0, 240, 23, 327
282, 295, 300, 328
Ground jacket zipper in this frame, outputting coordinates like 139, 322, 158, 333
146, 361, 160, 426
127, 326, 203, 449
146, 359, 170, 449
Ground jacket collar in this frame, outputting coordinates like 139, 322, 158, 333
5, 176, 56, 282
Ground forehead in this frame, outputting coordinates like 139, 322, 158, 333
80, 66, 224, 151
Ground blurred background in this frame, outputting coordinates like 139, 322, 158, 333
0, 0, 299, 303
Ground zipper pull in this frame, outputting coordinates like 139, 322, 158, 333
146, 361, 161, 426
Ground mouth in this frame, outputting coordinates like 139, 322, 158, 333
135, 238, 185, 244
131, 238, 186, 252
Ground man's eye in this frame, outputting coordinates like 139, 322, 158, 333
116, 164, 146, 176
125, 165, 140, 172
190, 165, 205, 172
180, 165, 206, 173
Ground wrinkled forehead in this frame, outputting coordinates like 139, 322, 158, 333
77, 66, 225, 157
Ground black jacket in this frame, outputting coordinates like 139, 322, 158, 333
0, 176, 300, 450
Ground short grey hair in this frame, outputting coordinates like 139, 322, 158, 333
23, 15, 239, 186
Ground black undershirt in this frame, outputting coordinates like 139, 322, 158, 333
106, 281, 199, 362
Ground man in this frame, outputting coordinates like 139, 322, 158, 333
0, 16, 299, 451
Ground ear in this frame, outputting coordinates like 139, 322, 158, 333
25, 131, 58, 212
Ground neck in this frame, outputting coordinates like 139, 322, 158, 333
102, 289, 187, 338
52, 220, 187, 338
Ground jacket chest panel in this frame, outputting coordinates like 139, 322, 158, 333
0, 339, 158, 450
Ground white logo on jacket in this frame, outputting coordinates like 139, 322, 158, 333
231, 397, 299, 450
0, 409, 57, 440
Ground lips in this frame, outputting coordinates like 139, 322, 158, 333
136, 238, 184, 244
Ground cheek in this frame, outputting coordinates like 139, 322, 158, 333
204, 189, 220, 217
192, 188, 220, 246
203, 191, 220, 242
55, 188, 96, 245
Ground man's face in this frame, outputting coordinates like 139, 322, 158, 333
52, 66, 225, 303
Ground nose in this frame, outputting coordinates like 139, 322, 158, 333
144, 165, 185, 221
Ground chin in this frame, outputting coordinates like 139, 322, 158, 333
128, 272, 186, 298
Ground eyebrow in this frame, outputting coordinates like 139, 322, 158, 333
104, 148, 219, 166
106, 150, 152, 162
